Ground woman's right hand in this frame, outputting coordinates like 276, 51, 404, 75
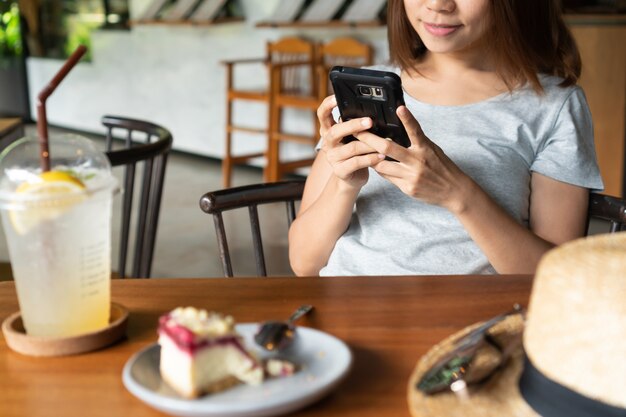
289, 96, 383, 275
317, 95, 384, 189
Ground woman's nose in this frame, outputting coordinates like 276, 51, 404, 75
426, 0, 456, 13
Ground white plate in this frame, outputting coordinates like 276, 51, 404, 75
122, 324, 352, 417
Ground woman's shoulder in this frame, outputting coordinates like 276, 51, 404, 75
509, 74, 588, 111
536, 74, 584, 99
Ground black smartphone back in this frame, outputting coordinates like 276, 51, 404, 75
329, 66, 410, 147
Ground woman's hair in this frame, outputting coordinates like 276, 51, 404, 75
387, 0, 581, 92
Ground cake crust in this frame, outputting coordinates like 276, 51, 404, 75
161, 371, 240, 399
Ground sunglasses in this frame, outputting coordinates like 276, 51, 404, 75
416, 305, 525, 397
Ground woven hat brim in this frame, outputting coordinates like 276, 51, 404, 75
407, 315, 539, 417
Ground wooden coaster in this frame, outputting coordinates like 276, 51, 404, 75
1, 302, 129, 357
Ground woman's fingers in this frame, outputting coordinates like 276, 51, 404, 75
324, 117, 373, 147
371, 159, 406, 178
354, 106, 433, 161
396, 106, 428, 148
317, 95, 338, 135
354, 131, 407, 162
326, 139, 381, 163
335, 153, 385, 178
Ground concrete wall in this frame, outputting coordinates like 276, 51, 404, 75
26, 0, 389, 160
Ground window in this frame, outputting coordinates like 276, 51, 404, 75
0, 0, 22, 59
20, 0, 129, 60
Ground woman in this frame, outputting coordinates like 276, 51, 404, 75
288, 0, 603, 276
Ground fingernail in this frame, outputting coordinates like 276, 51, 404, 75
378, 153, 385, 159
361, 118, 371, 127
331, 95, 337, 104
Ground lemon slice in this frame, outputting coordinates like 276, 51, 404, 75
9, 171, 87, 235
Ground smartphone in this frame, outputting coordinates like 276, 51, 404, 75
329, 66, 410, 147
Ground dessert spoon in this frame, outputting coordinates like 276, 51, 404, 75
254, 304, 314, 351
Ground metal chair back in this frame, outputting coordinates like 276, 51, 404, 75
103, 115, 172, 278
587, 193, 626, 234
200, 180, 305, 277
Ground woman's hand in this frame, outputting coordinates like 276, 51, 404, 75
354, 105, 473, 213
317, 95, 385, 190
289, 95, 385, 276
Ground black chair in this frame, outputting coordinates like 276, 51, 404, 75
103, 115, 172, 278
586, 192, 626, 234
199, 180, 305, 277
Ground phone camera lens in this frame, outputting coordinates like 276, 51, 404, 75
359, 86, 372, 96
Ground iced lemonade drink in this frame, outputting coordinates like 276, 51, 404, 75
0, 135, 117, 337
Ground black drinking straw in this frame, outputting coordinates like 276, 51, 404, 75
36, 45, 88, 172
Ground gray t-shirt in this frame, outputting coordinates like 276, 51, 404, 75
319, 65, 603, 276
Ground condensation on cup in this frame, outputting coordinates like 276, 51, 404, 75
0, 135, 118, 337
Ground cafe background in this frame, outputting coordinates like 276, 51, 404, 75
0, 0, 624, 278
1, 0, 625, 196
1, 0, 390, 170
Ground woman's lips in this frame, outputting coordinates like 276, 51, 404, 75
423, 22, 461, 36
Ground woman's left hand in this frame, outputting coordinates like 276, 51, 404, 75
354, 106, 472, 214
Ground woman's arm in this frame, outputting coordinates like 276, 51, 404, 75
452, 172, 588, 273
357, 106, 589, 274
288, 96, 384, 276
288, 155, 359, 276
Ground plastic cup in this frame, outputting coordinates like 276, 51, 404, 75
0, 135, 117, 337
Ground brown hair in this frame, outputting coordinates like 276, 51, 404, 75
387, 0, 581, 93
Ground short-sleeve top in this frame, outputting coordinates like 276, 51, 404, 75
319, 64, 604, 276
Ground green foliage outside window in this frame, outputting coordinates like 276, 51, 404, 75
64, 15, 98, 61
17, 1, 129, 60
43, 1, 106, 61
0, 1, 22, 59
59, 0, 128, 60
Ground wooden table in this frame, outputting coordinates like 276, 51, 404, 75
0, 117, 24, 152
0, 275, 533, 417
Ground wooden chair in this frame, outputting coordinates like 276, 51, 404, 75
265, 37, 373, 182
0, 118, 24, 154
199, 180, 305, 277
586, 192, 626, 234
103, 115, 173, 278
221, 37, 317, 188
316, 37, 374, 99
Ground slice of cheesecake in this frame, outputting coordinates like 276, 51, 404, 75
158, 307, 263, 398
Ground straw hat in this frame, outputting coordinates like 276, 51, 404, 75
408, 232, 626, 417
